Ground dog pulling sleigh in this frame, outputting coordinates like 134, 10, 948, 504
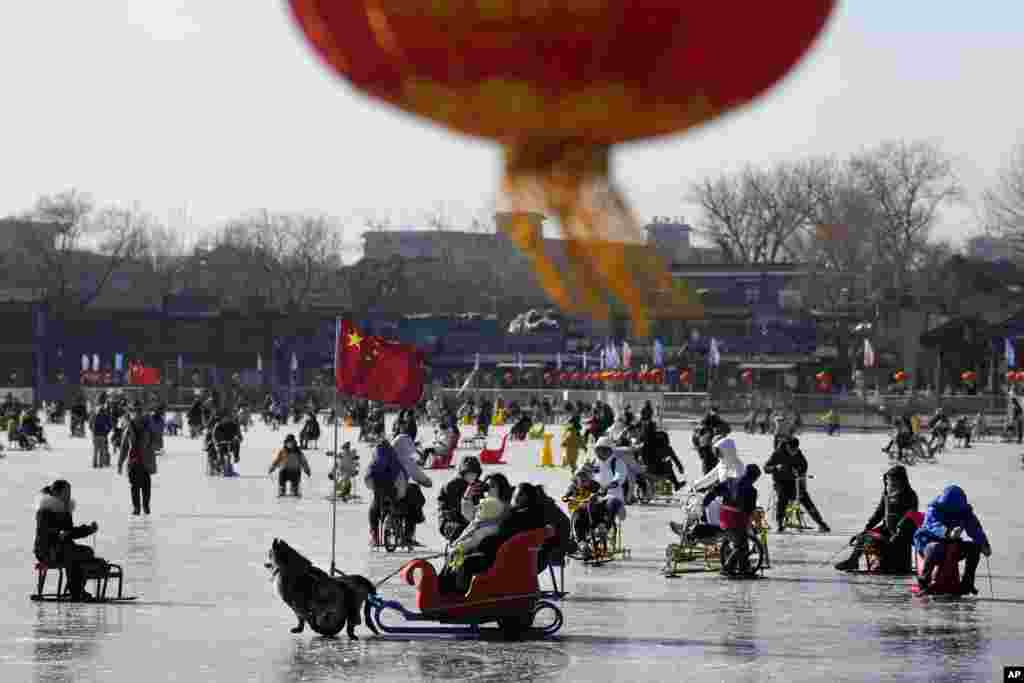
270, 529, 565, 640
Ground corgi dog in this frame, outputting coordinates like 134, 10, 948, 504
265, 538, 375, 639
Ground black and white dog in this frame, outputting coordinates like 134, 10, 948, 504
265, 538, 375, 638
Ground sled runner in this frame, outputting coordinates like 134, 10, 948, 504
31, 560, 137, 603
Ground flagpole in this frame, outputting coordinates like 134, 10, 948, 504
330, 319, 341, 574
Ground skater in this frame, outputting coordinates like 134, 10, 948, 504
763, 436, 830, 533
268, 434, 312, 497
476, 400, 492, 439
437, 455, 483, 542
299, 412, 320, 449
835, 465, 919, 573
34, 479, 100, 601
952, 415, 972, 449
913, 484, 991, 596
90, 405, 114, 468
117, 402, 158, 515
640, 400, 654, 424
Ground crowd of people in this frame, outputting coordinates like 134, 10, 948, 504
23, 387, 995, 602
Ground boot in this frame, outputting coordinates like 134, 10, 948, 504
278, 486, 286, 498
835, 548, 862, 572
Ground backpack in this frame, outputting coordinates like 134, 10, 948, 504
368, 440, 405, 489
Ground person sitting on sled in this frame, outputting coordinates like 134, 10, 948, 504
437, 455, 483, 542
691, 431, 745, 493
34, 479, 100, 601
913, 484, 991, 596
882, 413, 915, 459
835, 465, 919, 573
638, 419, 686, 491
571, 437, 627, 559
268, 434, 312, 497
440, 481, 547, 595
952, 415, 972, 449
563, 465, 601, 515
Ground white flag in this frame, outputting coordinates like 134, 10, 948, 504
1007, 338, 1016, 368
473, 352, 480, 372
81, 354, 89, 372
257, 353, 263, 372
92, 354, 100, 372
653, 338, 665, 368
517, 352, 524, 370
556, 352, 563, 371
582, 351, 588, 371
708, 338, 720, 368
864, 339, 876, 368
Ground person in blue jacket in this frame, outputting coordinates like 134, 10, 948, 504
913, 484, 991, 595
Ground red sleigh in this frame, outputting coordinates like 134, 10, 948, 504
363, 526, 563, 637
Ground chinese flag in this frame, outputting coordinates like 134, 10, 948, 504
335, 320, 425, 407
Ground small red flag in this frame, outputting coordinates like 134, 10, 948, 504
335, 320, 425, 407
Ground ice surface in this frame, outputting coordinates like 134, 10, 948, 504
2, 419, 1023, 682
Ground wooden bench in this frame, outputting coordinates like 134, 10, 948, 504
33, 560, 125, 602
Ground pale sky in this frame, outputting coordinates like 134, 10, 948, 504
2, 2, 1022, 247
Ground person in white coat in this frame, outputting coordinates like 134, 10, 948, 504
690, 434, 745, 493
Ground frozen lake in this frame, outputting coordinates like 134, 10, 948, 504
2, 417, 1023, 682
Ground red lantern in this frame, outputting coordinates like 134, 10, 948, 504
504, 371, 514, 384
680, 369, 692, 385
893, 371, 907, 383
741, 369, 754, 385
961, 370, 976, 383
288, 1, 835, 336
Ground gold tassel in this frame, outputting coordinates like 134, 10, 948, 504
501, 139, 701, 337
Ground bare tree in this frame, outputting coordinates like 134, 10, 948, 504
848, 140, 963, 291
984, 142, 1024, 253
689, 162, 812, 264
213, 211, 346, 311
16, 190, 148, 314
140, 222, 189, 299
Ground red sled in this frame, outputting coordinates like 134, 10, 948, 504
479, 432, 510, 465
363, 526, 563, 637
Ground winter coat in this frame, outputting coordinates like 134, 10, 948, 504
913, 485, 988, 553
269, 446, 311, 475
864, 465, 918, 535
363, 434, 432, 499
119, 416, 157, 474
692, 436, 744, 491
91, 411, 114, 436
763, 445, 808, 484
539, 492, 573, 565
34, 492, 92, 563
594, 453, 627, 518
438, 477, 471, 527
712, 464, 760, 515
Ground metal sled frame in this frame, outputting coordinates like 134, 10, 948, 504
363, 592, 563, 638
31, 561, 137, 603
